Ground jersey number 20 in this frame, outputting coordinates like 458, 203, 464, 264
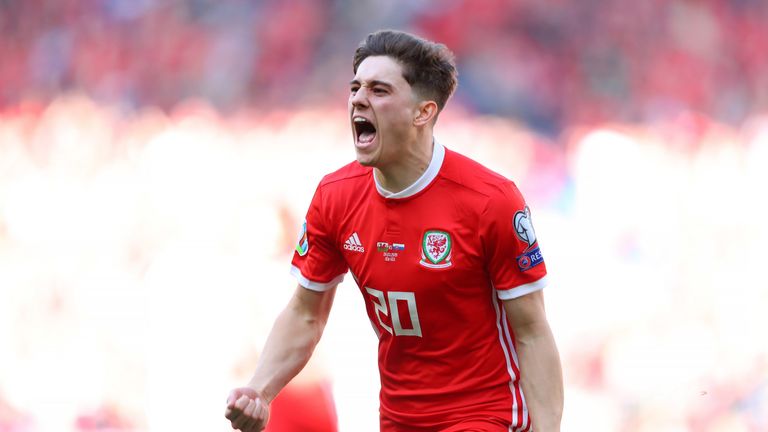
365, 287, 422, 337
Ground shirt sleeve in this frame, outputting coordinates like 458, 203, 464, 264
290, 184, 347, 291
481, 181, 548, 300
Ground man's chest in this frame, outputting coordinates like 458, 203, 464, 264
328, 190, 497, 341
333, 194, 486, 295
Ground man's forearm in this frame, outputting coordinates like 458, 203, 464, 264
247, 292, 330, 403
516, 321, 563, 431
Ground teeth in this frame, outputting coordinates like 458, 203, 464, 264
353, 117, 368, 123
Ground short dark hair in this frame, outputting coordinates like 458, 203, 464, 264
353, 30, 458, 112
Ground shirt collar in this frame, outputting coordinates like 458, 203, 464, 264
375, 141, 445, 199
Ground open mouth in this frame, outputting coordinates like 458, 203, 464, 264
353, 116, 377, 144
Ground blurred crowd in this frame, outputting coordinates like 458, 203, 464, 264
2, 0, 768, 134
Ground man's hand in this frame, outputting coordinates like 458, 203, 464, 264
225, 387, 270, 432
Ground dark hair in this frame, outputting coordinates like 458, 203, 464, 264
353, 30, 458, 112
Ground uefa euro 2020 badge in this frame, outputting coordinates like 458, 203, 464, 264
419, 230, 453, 269
296, 220, 309, 256
514, 206, 543, 271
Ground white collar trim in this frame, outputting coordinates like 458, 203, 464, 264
375, 142, 445, 199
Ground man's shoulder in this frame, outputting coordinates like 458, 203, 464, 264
318, 160, 371, 189
442, 147, 529, 220
441, 147, 518, 197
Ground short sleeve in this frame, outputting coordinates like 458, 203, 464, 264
481, 181, 548, 300
290, 184, 347, 291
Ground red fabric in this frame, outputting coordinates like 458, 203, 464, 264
265, 381, 337, 432
291, 147, 547, 430
382, 416, 511, 431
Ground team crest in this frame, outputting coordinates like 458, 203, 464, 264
295, 220, 308, 256
513, 206, 544, 271
420, 230, 452, 269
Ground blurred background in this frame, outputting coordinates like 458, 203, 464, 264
1, 0, 767, 431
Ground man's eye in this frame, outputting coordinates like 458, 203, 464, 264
373, 88, 386, 94
350, 87, 359, 93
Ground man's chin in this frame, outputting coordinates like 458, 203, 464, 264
355, 154, 376, 167
354, 145, 378, 167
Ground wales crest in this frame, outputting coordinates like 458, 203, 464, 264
419, 230, 453, 269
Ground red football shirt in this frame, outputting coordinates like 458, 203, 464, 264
291, 143, 548, 431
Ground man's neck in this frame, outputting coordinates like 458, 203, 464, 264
374, 135, 434, 194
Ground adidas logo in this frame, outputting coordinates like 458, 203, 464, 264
343, 232, 365, 253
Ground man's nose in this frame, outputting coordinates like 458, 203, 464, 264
350, 88, 369, 107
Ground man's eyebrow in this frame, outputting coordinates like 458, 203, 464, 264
349, 79, 394, 89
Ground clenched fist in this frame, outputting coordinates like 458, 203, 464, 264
225, 387, 270, 432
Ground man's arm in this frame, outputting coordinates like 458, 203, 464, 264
225, 283, 337, 432
503, 289, 563, 432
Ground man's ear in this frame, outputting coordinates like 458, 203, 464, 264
414, 101, 439, 126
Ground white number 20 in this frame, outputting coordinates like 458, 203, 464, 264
365, 287, 422, 337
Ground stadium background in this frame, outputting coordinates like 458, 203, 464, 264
1, 0, 767, 430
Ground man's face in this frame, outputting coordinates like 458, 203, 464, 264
349, 56, 420, 168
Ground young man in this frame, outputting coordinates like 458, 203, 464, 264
225, 30, 563, 432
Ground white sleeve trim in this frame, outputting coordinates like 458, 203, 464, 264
495, 275, 549, 300
290, 265, 345, 292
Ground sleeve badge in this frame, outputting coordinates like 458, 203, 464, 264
513, 206, 543, 271
295, 220, 309, 256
